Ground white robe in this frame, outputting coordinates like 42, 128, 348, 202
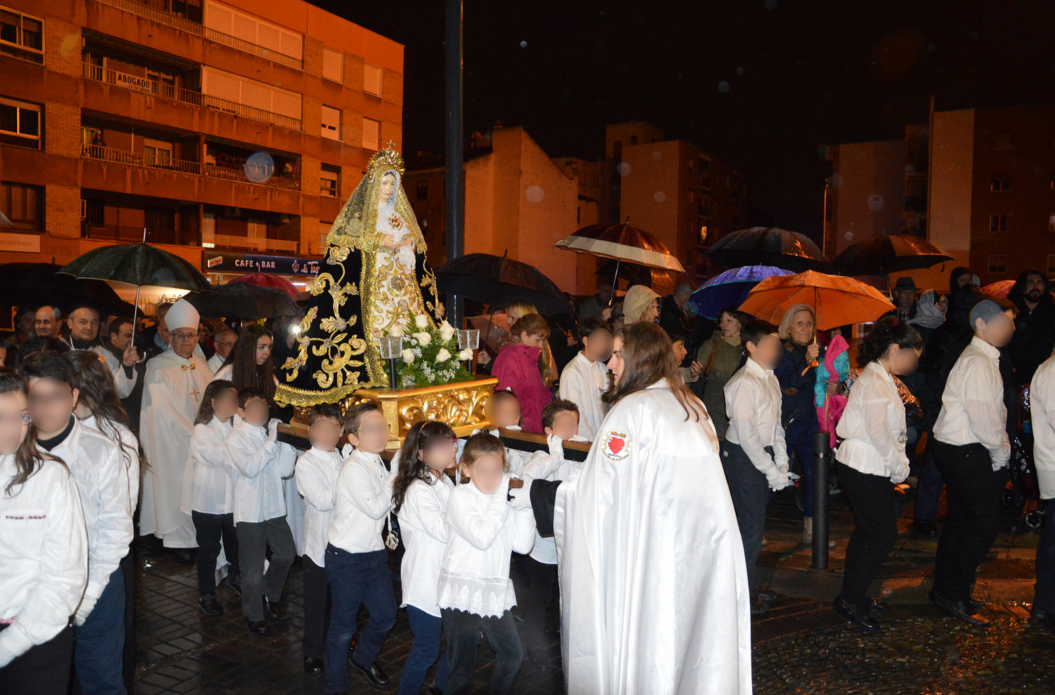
139, 349, 213, 548
555, 379, 752, 695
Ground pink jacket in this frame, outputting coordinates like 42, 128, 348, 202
492, 343, 552, 433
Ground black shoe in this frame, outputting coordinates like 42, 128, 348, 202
933, 594, 990, 627
262, 596, 280, 622
425, 687, 443, 695
750, 600, 771, 615
198, 595, 223, 617
349, 651, 390, 689
912, 520, 939, 537
756, 591, 778, 603
967, 596, 986, 614
246, 618, 269, 636
171, 548, 196, 565
833, 596, 881, 632
868, 598, 889, 612
303, 657, 324, 675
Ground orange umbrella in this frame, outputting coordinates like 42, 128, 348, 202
738, 270, 895, 331
981, 279, 1014, 299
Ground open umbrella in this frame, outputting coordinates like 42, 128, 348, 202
0, 262, 136, 315
227, 272, 298, 298
687, 265, 794, 320
469, 313, 511, 352
981, 279, 1015, 299
737, 270, 895, 331
184, 283, 300, 320
835, 235, 954, 276
435, 252, 573, 315
707, 227, 831, 273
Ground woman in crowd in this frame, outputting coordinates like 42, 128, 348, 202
212, 324, 276, 402
695, 307, 747, 440
621, 285, 661, 325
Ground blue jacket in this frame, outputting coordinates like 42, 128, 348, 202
775, 341, 820, 441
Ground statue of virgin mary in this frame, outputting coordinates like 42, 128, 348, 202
276, 143, 443, 407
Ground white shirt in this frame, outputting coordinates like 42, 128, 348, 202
94, 345, 138, 399
398, 472, 455, 617
81, 414, 141, 518
207, 353, 226, 375
0, 455, 88, 667
524, 452, 581, 565
558, 352, 610, 441
836, 361, 910, 483
46, 418, 132, 602
1029, 355, 1055, 499
327, 448, 395, 554
724, 357, 789, 475
295, 447, 344, 567
437, 479, 536, 618
185, 417, 234, 515
225, 420, 297, 524
934, 336, 1010, 470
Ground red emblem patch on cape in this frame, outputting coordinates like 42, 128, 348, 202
601, 429, 631, 461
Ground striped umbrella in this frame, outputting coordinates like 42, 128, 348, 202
554, 220, 684, 297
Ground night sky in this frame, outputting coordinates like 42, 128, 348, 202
310, 0, 1055, 242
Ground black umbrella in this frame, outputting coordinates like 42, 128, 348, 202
707, 227, 832, 273
184, 283, 301, 320
435, 252, 573, 315
835, 235, 954, 276
0, 262, 136, 315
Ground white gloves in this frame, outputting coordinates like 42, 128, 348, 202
342, 442, 354, 459
267, 418, 281, 443
547, 433, 564, 458
890, 461, 910, 485
75, 595, 98, 626
509, 475, 533, 510
765, 466, 793, 492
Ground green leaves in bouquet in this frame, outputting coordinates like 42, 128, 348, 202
384, 316, 475, 389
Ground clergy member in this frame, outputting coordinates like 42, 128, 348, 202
208, 328, 237, 373
63, 302, 141, 399
140, 299, 214, 561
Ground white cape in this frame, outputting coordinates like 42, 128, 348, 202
140, 349, 213, 547
555, 379, 752, 695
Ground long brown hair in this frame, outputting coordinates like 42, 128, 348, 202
223, 324, 275, 402
602, 322, 704, 422
195, 380, 236, 426
0, 369, 57, 496
391, 420, 456, 512
64, 351, 148, 471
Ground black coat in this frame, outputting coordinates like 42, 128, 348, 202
1008, 293, 1055, 387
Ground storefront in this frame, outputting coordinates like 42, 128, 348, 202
202, 251, 321, 291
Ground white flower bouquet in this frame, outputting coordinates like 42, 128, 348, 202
386, 316, 474, 389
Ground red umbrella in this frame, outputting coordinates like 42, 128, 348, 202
227, 272, 297, 298
981, 279, 1014, 299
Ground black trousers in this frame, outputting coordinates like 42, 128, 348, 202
515, 554, 558, 651
837, 462, 899, 612
302, 556, 330, 660
0, 623, 74, 695
121, 551, 135, 692
236, 517, 296, 622
441, 608, 523, 695
193, 511, 240, 598
720, 441, 773, 590
932, 441, 1007, 602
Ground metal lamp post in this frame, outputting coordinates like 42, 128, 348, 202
379, 335, 403, 390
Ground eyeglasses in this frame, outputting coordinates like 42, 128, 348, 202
0, 413, 31, 426
170, 332, 198, 342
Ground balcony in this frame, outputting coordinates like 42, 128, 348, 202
93, 0, 303, 70
82, 144, 300, 191
82, 62, 301, 131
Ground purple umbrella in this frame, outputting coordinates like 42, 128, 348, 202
687, 265, 794, 320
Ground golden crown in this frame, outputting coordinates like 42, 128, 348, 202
366, 142, 405, 180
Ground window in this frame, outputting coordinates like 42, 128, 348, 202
1048, 254, 1055, 275
988, 255, 1007, 274
0, 8, 43, 64
201, 66, 302, 124
990, 174, 1011, 192
362, 117, 379, 151
143, 139, 173, 166
0, 182, 43, 231
416, 179, 428, 201
321, 105, 340, 141
992, 133, 1013, 150
630, 135, 638, 145
612, 140, 622, 160
323, 48, 343, 84
320, 164, 339, 198
989, 214, 1009, 233
318, 220, 331, 251
364, 64, 382, 97
204, 0, 303, 62
0, 97, 41, 148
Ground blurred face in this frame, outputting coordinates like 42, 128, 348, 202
421, 436, 457, 474
255, 334, 274, 366
789, 310, 815, 346
582, 328, 613, 363
748, 333, 782, 370
488, 398, 521, 429
720, 312, 741, 338
977, 310, 1016, 348
545, 410, 579, 441
0, 390, 29, 455
520, 331, 546, 349
462, 451, 504, 495
598, 285, 612, 304
643, 298, 660, 323
1024, 274, 1046, 303
935, 295, 948, 315
957, 273, 972, 288
348, 410, 390, 454
211, 387, 239, 422
607, 336, 625, 385
379, 173, 397, 202
17, 311, 35, 338
214, 331, 237, 359
34, 307, 57, 338
68, 307, 101, 343
889, 346, 922, 377
26, 376, 78, 437
239, 396, 270, 428
169, 326, 199, 359
308, 415, 343, 452
110, 322, 133, 351
672, 340, 688, 364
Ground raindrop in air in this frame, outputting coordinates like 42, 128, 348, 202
525, 185, 544, 203
245, 152, 274, 183
718, 81, 730, 93
520, 40, 528, 48
868, 194, 884, 212
617, 162, 632, 177
736, 66, 745, 75
654, 192, 666, 203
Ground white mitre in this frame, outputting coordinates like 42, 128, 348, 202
165, 298, 200, 331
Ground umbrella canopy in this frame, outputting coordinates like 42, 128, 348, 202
469, 313, 511, 352
184, 283, 300, 320
981, 279, 1015, 299
687, 265, 794, 320
707, 227, 831, 273
554, 222, 685, 272
227, 272, 298, 298
737, 270, 895, 331
835, 235, 954, 276
60, 243, 211, 292
0, 262, 136, 315
435, 253, 573, 315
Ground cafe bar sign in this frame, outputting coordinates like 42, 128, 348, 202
203, 251, 321, 277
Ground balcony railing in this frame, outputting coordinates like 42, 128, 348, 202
82, 62, 301, 131
82, 144, 301, 191
92, 0, 303, 70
